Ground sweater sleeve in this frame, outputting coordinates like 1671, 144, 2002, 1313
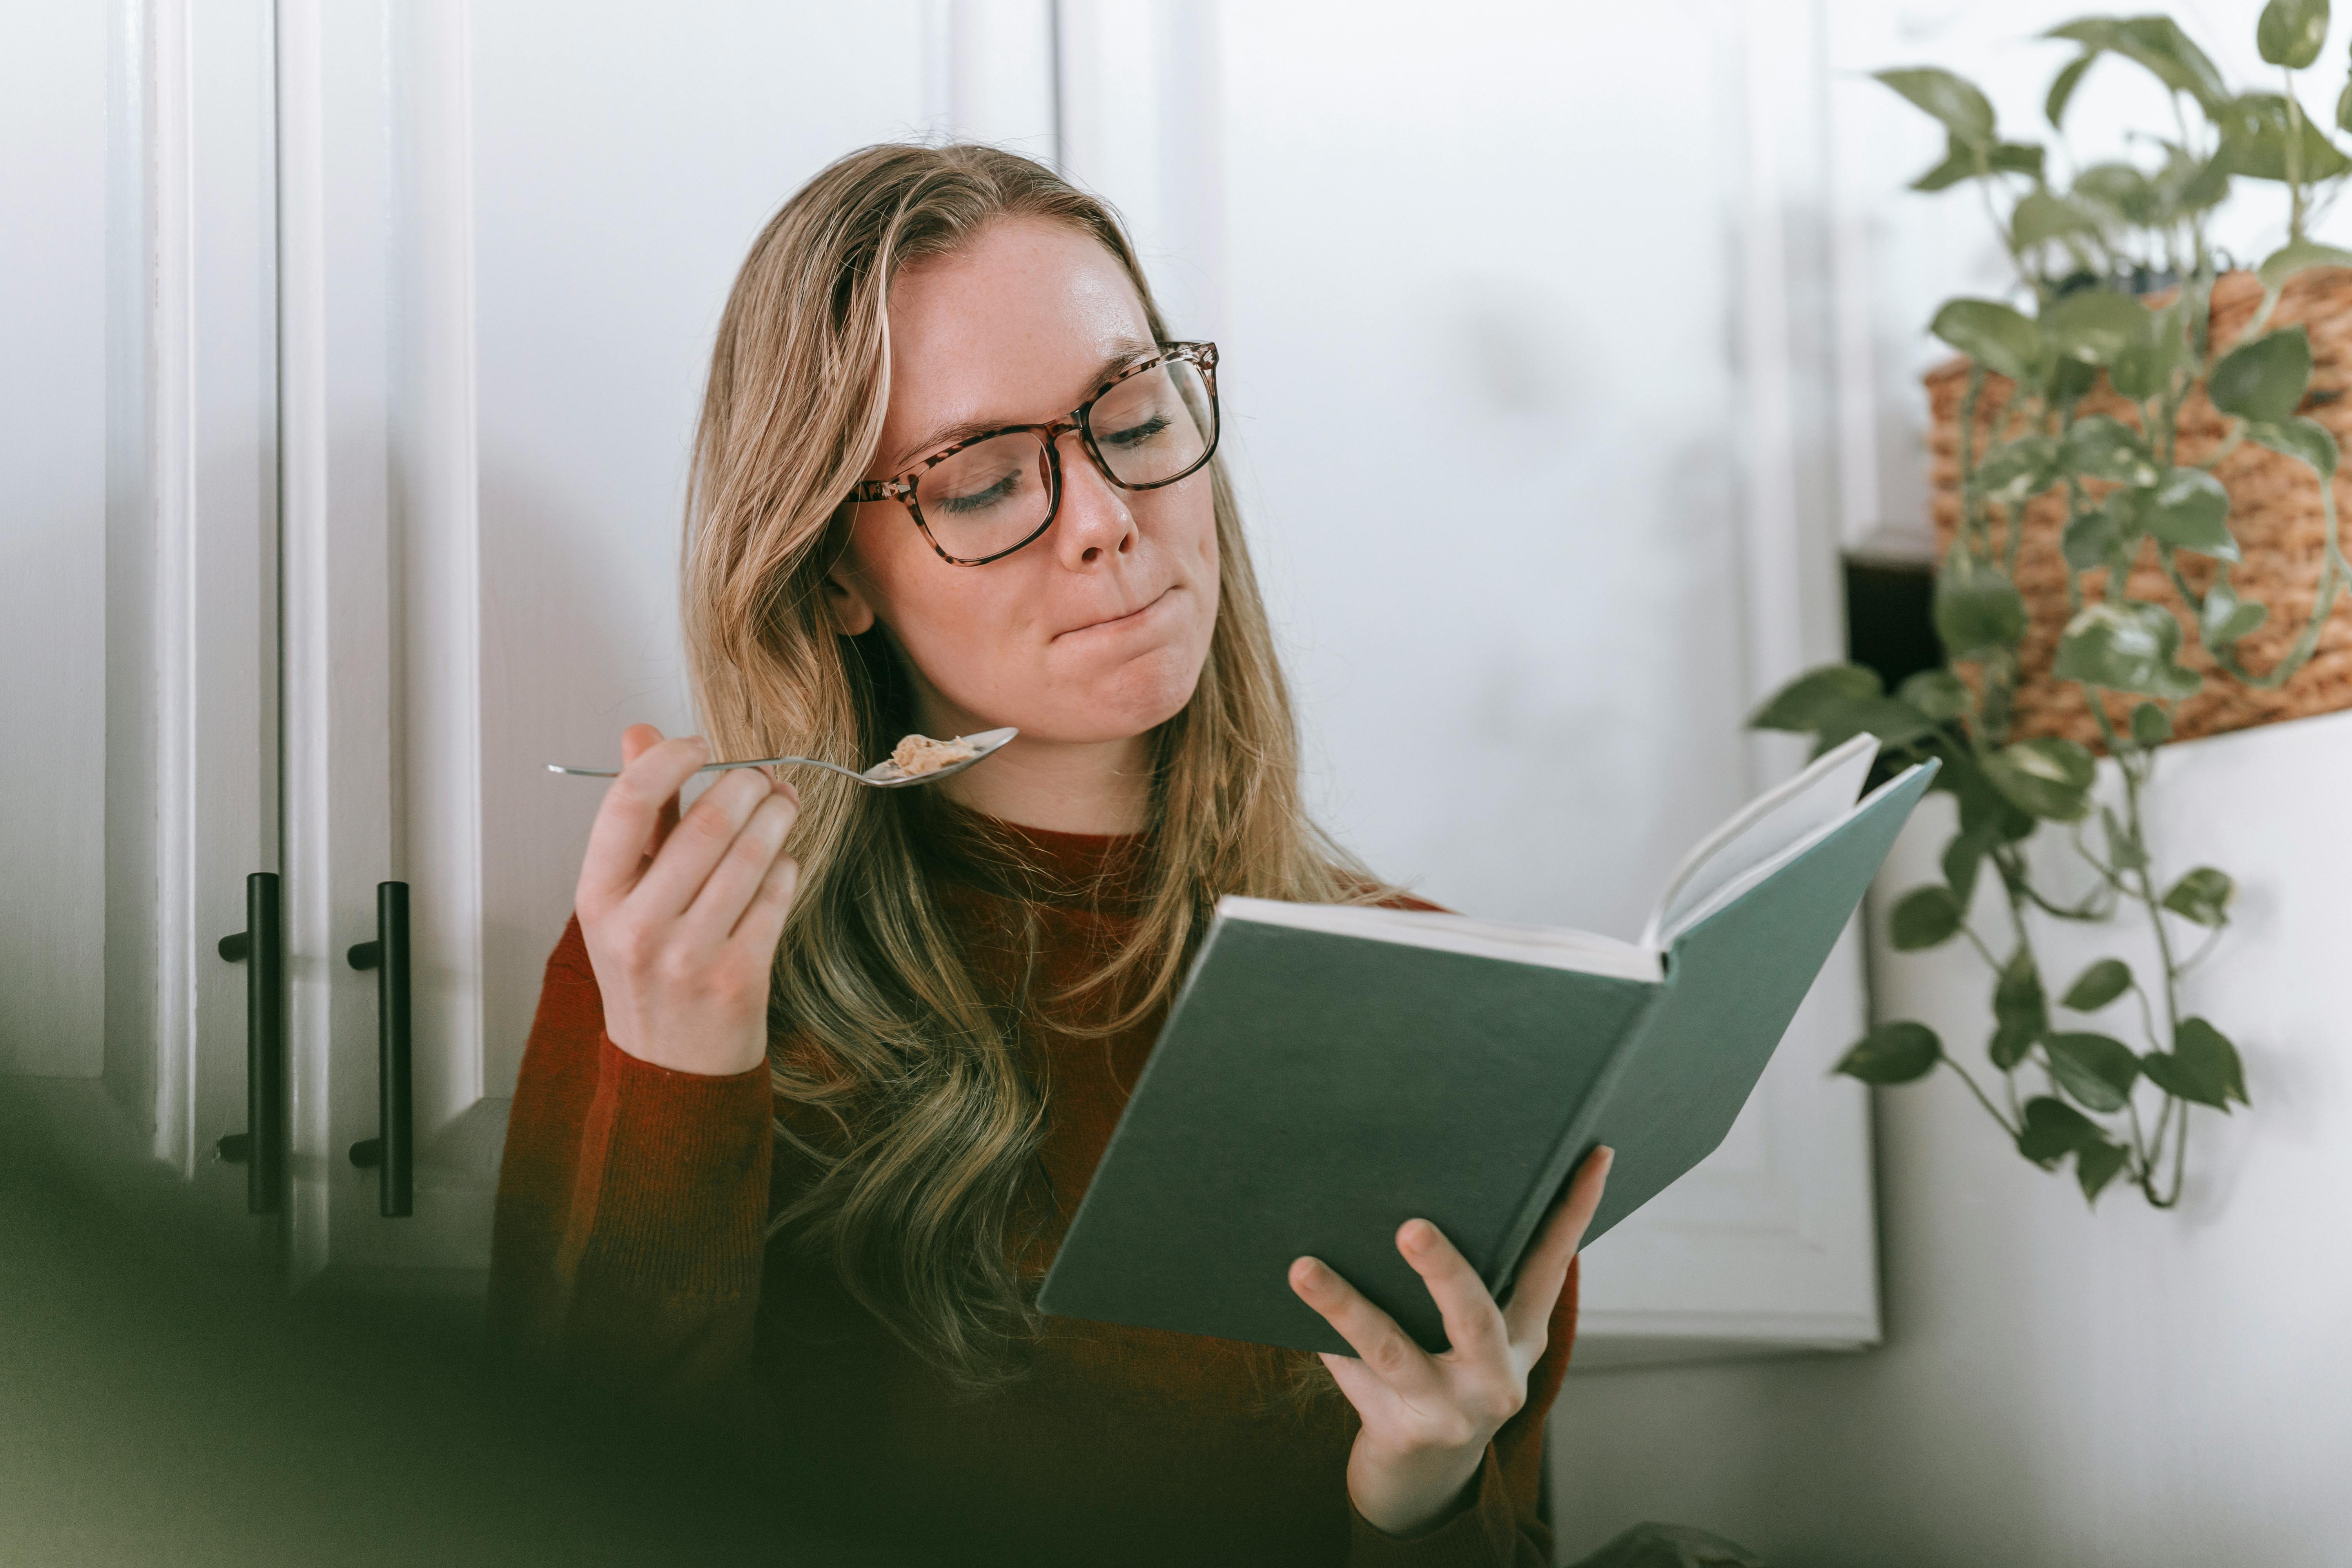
486, 913, 774, 1425
1342, 1254, 1579, 1568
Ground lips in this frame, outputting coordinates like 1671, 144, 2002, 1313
1056, 586, 1174, 640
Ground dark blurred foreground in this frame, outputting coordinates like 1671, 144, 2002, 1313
0, 1080, 908, 1567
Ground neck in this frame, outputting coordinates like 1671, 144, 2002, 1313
909, 693, 1152, 836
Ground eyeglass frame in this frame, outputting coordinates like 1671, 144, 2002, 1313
843, 340, 1221, 566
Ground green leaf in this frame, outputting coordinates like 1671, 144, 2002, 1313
2054, 600, 2204, 699
1990, 142, 2049, 180
1932, 299, 2043, 383
2141, 467, 2238, 560
2161, 866, 2235, 925
2060, 416, 2159, 485
2043, 290, 2149, 366
1875, 67, 1998, 147
1749, 663, 1882, 732
2245, 414, 2339, 475
2072, 161, 2160, 223
1942, 824, 1996, 907
1945, 750, 2038, 843
2214, 93, 2352, 181
2048, 51, 2098, 129
2129, 701, 2173, 747
2212, 327, 2316, 424
2012, 191, 2101, 251
1812, 697, 1938, 754
2017, 1094, 2102, 1164
2176, 149, 2234, 211
2076, 1138, 2131, 1201
1994, 949, 2049, 1041
1899, 669, 1973, 721
2046, 1030, 2140, 1112
1935, 548, 2030, 657
2062, 501, 2126, 570
1891, 885, 1965, 950
2109, 298, 2186, 401
2102, 804, 2148, 871
2256, 239, 2352, 292
2143, 1048, 2226, 1109
2214, 333, 2317, 426
2046, 18, 2227, 110
2178, 1016, 2250, 1105
2061, 958, 2133, 1011
2339, 73, 2352, 136
1835, 1021, 1944, 1085
2199, 581, 2270, 647
1991, 1016, 2041, 1071
1971, 436, 2062, 504
1912, 139, 1976, 192
1983, 737, 2098, 821
2259, 0, 2331, 68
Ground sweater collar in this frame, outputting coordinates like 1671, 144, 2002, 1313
938, 807, 1152, 912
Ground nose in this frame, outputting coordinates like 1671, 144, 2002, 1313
1050, 426, 1138, 568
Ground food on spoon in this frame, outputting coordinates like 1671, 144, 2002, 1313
889, 732, 982, 776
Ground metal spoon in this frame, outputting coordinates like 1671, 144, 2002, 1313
546, 726, 1018, 789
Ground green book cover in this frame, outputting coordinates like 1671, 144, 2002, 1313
1036, 747, 1938, 1357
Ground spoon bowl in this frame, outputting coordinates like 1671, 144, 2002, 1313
548, 726, 1018, 788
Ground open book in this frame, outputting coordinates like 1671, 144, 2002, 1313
1036, 735, 1937, 1356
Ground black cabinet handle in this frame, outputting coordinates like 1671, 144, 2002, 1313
215, 871, 284, 1214
345, 881, 413, 1218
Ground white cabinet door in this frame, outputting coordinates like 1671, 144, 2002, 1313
4, 0, 285, 1259
277, 0, 1054, 1288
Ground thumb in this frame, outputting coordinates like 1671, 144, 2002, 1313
619, 722, 666, 766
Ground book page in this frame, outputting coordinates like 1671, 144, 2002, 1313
1217, 897, 1663, 983
1656, 759, 1929, 943
1638, 733, 1877, 951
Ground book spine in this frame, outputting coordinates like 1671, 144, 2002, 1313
1487, 982, 1666, 1306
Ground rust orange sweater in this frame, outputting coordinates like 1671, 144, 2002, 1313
487, 818, 1578, 1566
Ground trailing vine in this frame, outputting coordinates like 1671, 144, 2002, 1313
1757, 4, 2352, 1206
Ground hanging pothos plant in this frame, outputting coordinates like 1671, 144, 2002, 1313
1757, 4, 2352, 1207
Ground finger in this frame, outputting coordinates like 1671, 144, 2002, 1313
1286, 1256, 1446, 1403
619, 724, 681, 864
625, 765, 777, 920
1502, 1145, 1613, 1346
578, 734, 708, 911
1393, 1217, 1510, 1367
729, 791, 802, 954
730, 848, 800, 956
681, 784, 799, 946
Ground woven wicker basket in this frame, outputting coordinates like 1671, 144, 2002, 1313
1927, 267, 2352, 747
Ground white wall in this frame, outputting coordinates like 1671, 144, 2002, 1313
1550, 711, 2352, 1564
1549, 3, 2352, 1560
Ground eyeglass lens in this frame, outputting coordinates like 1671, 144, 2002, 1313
914, 358, 1216, 561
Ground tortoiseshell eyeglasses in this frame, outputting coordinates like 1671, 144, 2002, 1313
845, 341, 1220, 566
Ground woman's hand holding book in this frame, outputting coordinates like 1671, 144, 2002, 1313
1288, 1145, 1614, 1539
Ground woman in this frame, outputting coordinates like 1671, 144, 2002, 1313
488, 142, 1612, 1567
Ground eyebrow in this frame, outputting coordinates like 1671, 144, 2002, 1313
880, 337, 1161, 473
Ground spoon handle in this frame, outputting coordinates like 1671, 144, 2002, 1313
546, 754, 872, 781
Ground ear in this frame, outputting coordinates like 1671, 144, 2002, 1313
823, 553, 878, 637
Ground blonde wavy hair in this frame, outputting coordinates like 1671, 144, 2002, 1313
682, 142, 1379, 1393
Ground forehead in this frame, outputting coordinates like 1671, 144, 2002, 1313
882, 218, 1153, 441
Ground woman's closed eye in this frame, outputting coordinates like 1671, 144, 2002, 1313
1100, 411, 1173, 449
938, 472, 1024, 514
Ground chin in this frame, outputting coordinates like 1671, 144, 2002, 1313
1022, 652, 1207, 745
